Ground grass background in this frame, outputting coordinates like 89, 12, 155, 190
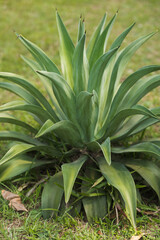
0, 0, 160, 107
0, 0, 160, 239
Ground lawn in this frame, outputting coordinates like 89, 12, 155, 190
0, 0, 160, 239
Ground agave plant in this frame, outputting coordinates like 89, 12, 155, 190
0, 12, 160, 228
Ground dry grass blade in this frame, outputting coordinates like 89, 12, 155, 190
130, 233, 146, 240
26, 176, 48, 197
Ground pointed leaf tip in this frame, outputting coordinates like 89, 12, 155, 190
101, 137, 111, 165
62, 155, 87, 203
15, 32, 20, 38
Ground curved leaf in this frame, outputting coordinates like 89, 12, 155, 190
62, 155, 87, 203
112, 142, 160, 159
112, 116, 159, 141
41, 172, 64, 219
0, 131, 41, 145
0, 100, 51, 123
0, 113, 36, 133
108, 65, 160, 121
21, 55, 65, 120
35, 119, 54, 138
98, 23, 135, 125
82, 167, 108, 221
0, 72, 59, 122
89, 13, 117, 69
73, 34, 87, 95
87, 47, 119, 95
0, 155, 51, 182
87, 13, 107, 61
56, 12, 75, 87
59, 196, 82, 217
77, 16, 85, 42
0, 82, 40, 106
0, 143, 37, 166
120, 75, 160, 108
102, 32, 156, 121
112, 107, 160, 140
82, 195, 108, 222
100, 137, 111, 165
99, 158, 137, 228
110, 22, 135, 49
37, 71, 77, 123
122, 159, 160, 200
99, 105, 157, 140
36, 120, 83, 148
86, 138, 111, 165
76, 91, 99, 142
0, 143, 61, 166
86, 141, 101, 152
17, 34, 60, 73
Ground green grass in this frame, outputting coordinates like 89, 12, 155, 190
0, 0, 160, 239
0, 0, 160, 104
0, 175, 160, 240
0, 0, 159, 111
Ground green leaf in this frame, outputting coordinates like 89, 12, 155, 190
102, 32, 156, 121
82, 167, 108, 221
59, 196, 82, 217
89, 13, 117, 70
35, 119, 54, 138
120, 74, 160, 108
0, 72, 59, 122
73, 34, 87, 95
86, 141, 101, 152
122, 159, 160, 200
37, 71, 77, 123
0, 143, 37, 166
99, 158, 137, 228
87, 47, 119, 96
0, 155, 51, 182
21, 55, 41, 71
99, 105, 157, 140
87, 13, 107, 62
112, 116, 158, 141
0, 142, 61, 166
128, 118, 159, 137
110, 23, 135, 49
0, 113, 36, 133
77, 16, 85, 42
36, 120, 83, 148
91, 176, 105, 188
21, 55, 64, 119
86, 138, 111, 166
76, 91, 99, 142
100, 137, 111, 165
112, 142, 160, 159
98, 23, 135, 126
0, 100, 51, 123
62, 155, 87, 203
56, 11, 75, 87
41, 172, 64, 219
112, 107, 160, 140
17, 34, 60, 73
149, 140, 160, 150
0, 131, 41, 145
0, 82, 40, 106
82, 195, 108, 221
108, 65, 160, 121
